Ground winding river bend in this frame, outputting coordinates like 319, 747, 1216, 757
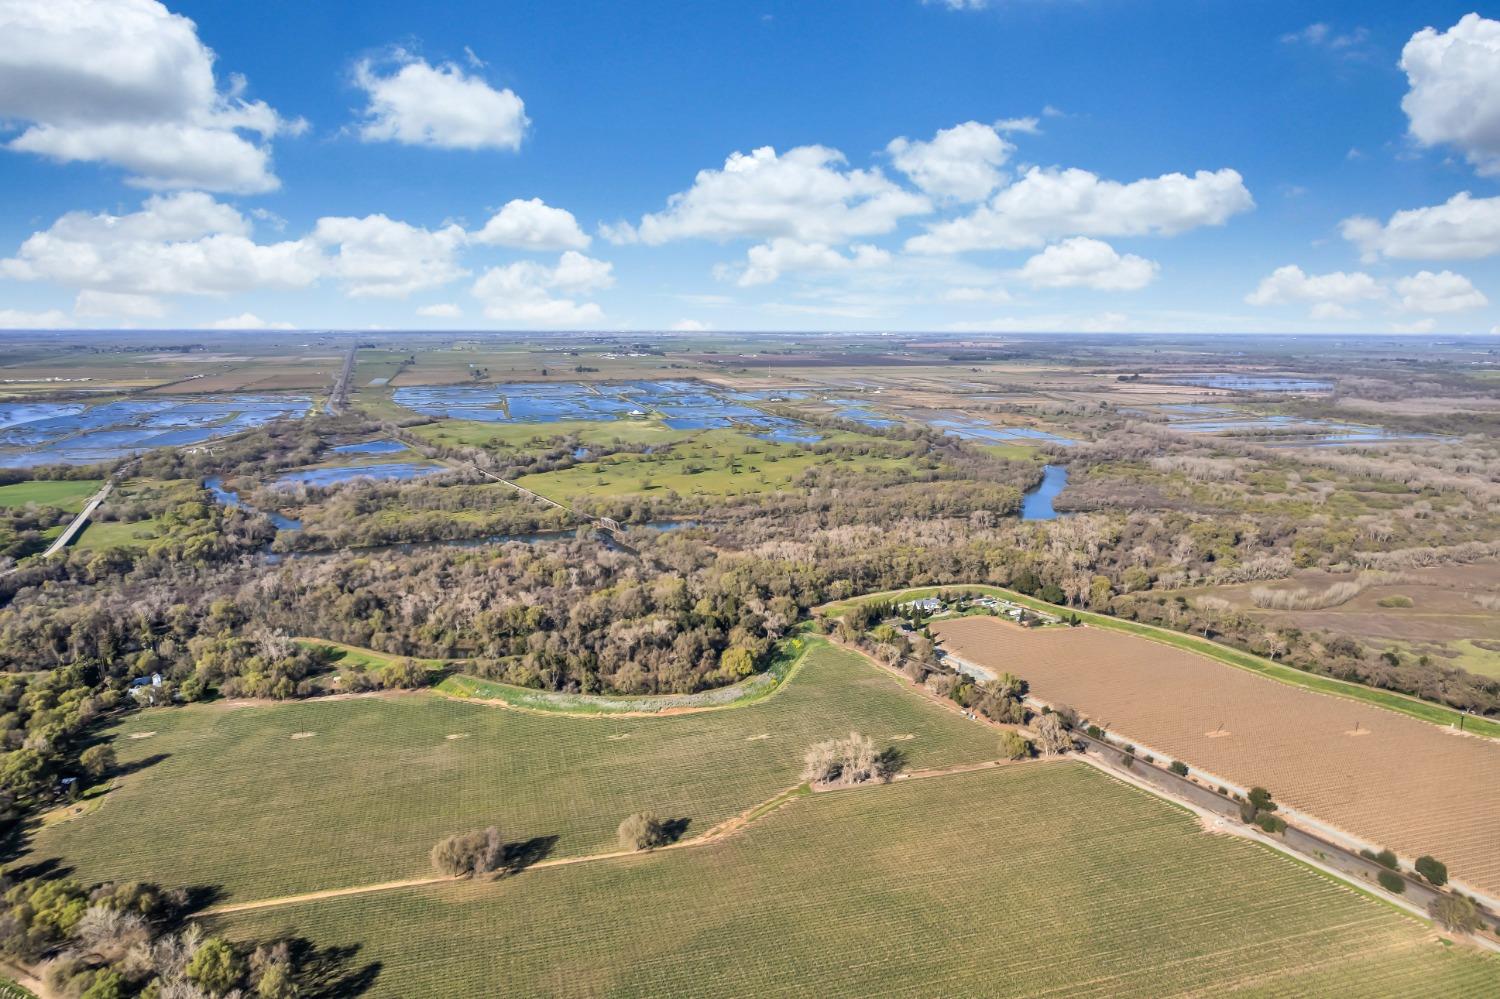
1020, 465, 1068, 521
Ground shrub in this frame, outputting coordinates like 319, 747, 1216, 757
1377, 869, 1405, 895
1430, 894, 1482, 934
187, 936, 245, 994
79, 745, 115, 780
1085, 724, 1104, 739
618, 811, 670, 851
430, 826, 504, 876
1373, 848, 1399, 871
1415, 855, 1448, 887
997, 730, 1031, 761
1254, 813, 1286, 835
1168, 760, 1189, 777
1247, 786, 1276, 813
801, 731, 901, 786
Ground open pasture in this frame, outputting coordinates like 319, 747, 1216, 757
513, 429, 903, 502
933, 616, 1500, 898
219, 762, 1499, 998
408, 416, 695, 450
0, 479, 99, 511
1188, 561, 1500, 679
27, 642, 1000, 902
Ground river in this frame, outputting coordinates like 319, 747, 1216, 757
1020, 465, 1068, 521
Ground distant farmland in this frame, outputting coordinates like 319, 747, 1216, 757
220, 763, 1499, 998
933, 616, 1500, 897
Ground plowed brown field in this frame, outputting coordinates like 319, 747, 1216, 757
932, 616, 1500, 897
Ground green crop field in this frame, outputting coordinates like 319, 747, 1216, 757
29, 642, 999, 902
0, 479, 99, 511
218, 762, 1499, 998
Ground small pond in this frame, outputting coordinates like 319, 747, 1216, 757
274, 462, 446, 488
331, 439, 407, 456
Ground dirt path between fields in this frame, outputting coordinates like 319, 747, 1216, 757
198, 756, 1038, 919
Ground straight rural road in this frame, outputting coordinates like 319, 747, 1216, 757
42, 481, 111, 558
326, 344, 356, 415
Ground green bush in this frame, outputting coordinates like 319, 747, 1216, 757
1377, 869, 1405, 895
997, 730, 1031, 761
1415, 855, 1448, 887
1254, 813, 1286, 835
1168, 760, 1189, 777
1247, 786, 1276, 813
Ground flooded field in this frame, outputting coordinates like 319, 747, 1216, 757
1147, 404, 1443, 448
930, 419, 1076, 447
331, 439, 407, 456
393, 380, 825, 441
825, 399, 899, 428
275, 462, 446, 488
1163, 375, 1334, 392
0, 395, 310, 467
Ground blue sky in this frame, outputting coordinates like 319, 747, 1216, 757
2, 0, 1500, 333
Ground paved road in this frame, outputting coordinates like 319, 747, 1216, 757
326, 345, 356, 415
1072, 731, 1497, 944
41, 481, 112, 558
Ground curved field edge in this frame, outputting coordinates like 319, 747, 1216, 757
296, 636, 809, 715
822, 584, 1500, 739
214, 763, 1499, 999
25, 641, 1001, 902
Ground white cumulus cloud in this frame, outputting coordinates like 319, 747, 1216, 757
0, 192, 321, 296
354, 52, 528, 151
887, 121, 1015, 203
470, 251, 612, 326
737, 239, 891, 287
623, 145, 931, 245
472, 198, 589, 249
416, 303, 462, 319
0, 0, 301, 192
1015, 237, 1159, 291
311, 215, 468, 298
907, 166, 1252, 253
0, 308, 72, 329
202, 312, 293, 330
1394, 270, 1488, 313
1245, 265, 1386, 317
1341, 191, 1500, 261
1401, 14, 1500, 176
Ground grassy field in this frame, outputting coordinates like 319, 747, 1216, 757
0, 479, 99, 511
72, 477, 207, 553
408, 417, 696, 450
824, 584, 1500, 739
28, 641, 1000, 902
218, 762, 1499, 998
514, 429, 903, 502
